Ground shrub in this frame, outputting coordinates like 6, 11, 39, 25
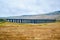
0, 19, 6, 23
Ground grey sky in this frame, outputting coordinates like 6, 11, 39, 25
0, 0, 60, 17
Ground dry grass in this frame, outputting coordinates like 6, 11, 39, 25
0, 22, 60, 40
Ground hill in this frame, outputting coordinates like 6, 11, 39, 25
45, 11, 60, 15
0, 11, 60, 20
5, 11, 60, 20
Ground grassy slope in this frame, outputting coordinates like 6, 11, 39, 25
0, 22, 60, 40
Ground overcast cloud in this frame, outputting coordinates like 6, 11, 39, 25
0, 0, 60, 17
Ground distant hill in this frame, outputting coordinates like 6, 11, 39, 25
45, 11, 60, 20
0, 11, 60, 20
45, 11, 60, 15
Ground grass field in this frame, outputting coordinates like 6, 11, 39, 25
0, 22, 60, 40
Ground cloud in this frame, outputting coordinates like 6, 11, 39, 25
0, 0, 60, 17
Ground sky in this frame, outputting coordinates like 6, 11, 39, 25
0, 0, 60, 17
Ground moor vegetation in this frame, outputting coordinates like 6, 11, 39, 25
0, 22, 60, 40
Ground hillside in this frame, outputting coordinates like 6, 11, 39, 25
46, 11, 60, 15
0, 11, 60, 20
0, 11, 60, 21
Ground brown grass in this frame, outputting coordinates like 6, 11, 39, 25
0, 22, 60, 40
